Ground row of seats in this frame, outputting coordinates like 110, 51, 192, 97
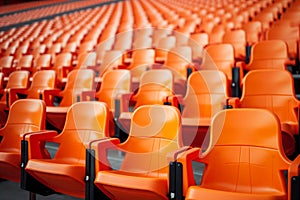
0, 65, 298, 156
0, 38, 293, 106
0, 0, 297, 62
0, 0, 67, 15
0, 0, 115, 27
2, 66, 298, 152
0, 0, 298, 100
0, 98, 300, 199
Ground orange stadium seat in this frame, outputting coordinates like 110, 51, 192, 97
242, 40, 289, 71
118, 69, 174, 133
0, 99, 46, 182
230, 69, 299, 157
0, 70, 29, 108
155, 36, 176, 63
201, 43, 241, 96
162, 46, 192, 95
0, 55, 14, 77
127, 49, 155, 86
266, 25, 300, 71
222, 29, 247, 62
175, 108, 300, 200
90, 105, 182, 200
167, 70, 229, 149
242, 21, 263, 46
81, 69, 131, 137
43, 69, 95, 131
8, 70, 56, 106
188, 33, 209, 64
15, 54, 34, 73
21, 101, 110, 198
96, 50, 123, 78
32, 54, 52, 75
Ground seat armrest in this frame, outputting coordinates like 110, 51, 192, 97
62, 66, 74, 78
0, 88, 4, 99
36, 88, 52, 100
165, 94, 184, 112
167, 146, 192, 162
186, 64, 196, 79
296, 40, 300, 73
43, 88, 62, 106
152, 63, 163, 69
226, 97, 240, 108
1, 67, 15, 77
236, 60, 246, 71
23, 130, 58, 159
117, 64, 129, 69
81, 90, 97, 101
169, 147, 201, 197
87, 65, 99, 71
39, 66, 52, 70
91, 138, 120, 171
231, 65, 243, 97
119, 93, 135, 112
288, 154, 300, 200
7, 88, 28, 107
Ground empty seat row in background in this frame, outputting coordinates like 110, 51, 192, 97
0, 0, 299, 98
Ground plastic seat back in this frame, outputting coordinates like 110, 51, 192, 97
253, 11, 274, 32
1, 70, 29, 101
247, 40, 288, 70
183, 70, 228, 119
0, 99, 46, 182
60, 69, 95, 106
97, 70, 131, 110
0, 55, 13, 68
155, 36, 176, 62
33, 54, 52, 69
202, 43, 235, 81
26, 70, 56, 99
132, 36, 152, 49
93, 105, 182, 200
222, 29, 247, 61
128, 49, 155, 78
0, 55, 14, 77
5, 70, 29, 89
242, 21, 262, 45
132, 69, 173, 109
53, 101, 110, 159
78, 40, 95, 55
17, 55, 33, 70
53, 52, 72, 79
75, 52, 97, 69
120, 105, 182, 173
188, 33, 209, 62
240, 69, 299, 155
240, 69, 298, 125
192, 109, 289, 198
163, 46, 192, 80
99, 50, 123, 77
14, 44, 29, 61
266, 26, 299, 60
23, 102, 109, 198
